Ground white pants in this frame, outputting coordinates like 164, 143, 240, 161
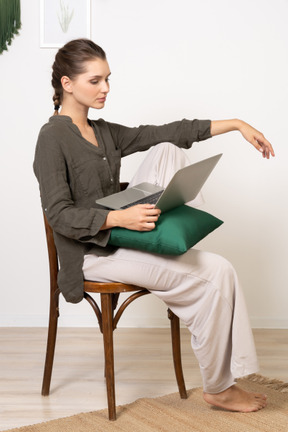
83, 143, 259, 393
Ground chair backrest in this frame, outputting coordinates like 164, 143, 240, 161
43, 213, 59, 297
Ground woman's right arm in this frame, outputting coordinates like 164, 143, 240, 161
34, 130, 160, 238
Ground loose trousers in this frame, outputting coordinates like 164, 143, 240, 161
83, 143, 259, 393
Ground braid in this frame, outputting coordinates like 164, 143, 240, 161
53, 93, 61, 116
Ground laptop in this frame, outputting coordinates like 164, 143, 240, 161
96, 153, 222, 213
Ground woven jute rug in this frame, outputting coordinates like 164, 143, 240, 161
4, 375, 288, 432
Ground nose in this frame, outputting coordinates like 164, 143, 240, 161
102, 79, 110, 94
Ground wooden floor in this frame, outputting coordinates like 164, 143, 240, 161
1, 327, 288, 430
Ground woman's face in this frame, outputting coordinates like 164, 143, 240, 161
65, 58, 111, 110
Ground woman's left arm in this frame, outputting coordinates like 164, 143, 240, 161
211, 119, 275, 159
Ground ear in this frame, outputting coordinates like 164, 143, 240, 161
61, 76, 73, 93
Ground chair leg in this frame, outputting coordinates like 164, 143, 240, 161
168, 309, 188, 399
101, 293, 116, 421
42, 291, 60, 396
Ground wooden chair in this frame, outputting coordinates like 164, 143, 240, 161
41, 194, 187, 420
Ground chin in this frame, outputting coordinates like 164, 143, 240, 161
92, 103, 105, 110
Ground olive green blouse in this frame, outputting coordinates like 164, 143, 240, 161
33, 116, 211, 303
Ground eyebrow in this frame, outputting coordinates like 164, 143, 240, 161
89, 72, 111, 79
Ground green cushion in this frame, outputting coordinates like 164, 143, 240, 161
108, 205, 223, 255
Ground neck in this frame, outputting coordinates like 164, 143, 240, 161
60, 102, 89, 128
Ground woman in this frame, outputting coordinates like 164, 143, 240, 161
34, 39, 274, 413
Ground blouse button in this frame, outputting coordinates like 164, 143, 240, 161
103, 156, 107, 161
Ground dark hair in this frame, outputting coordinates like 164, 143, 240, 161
51, 38, 106, 115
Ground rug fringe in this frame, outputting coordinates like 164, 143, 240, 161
240, 373, 288, 393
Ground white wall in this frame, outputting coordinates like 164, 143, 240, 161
1, 0, 287, 328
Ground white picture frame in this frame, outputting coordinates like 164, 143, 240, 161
40, 0, 91, 48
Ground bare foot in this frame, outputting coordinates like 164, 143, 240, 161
203, 385, 267, 412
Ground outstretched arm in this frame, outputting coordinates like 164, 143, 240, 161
101, 118, 275, 232
211, 119, 275, 159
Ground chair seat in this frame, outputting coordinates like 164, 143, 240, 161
84, 280, 143, 293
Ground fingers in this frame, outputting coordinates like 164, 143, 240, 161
141, 222, 156, 231
137, 205, 161, 230
252, 134, 275, 159
240, 122, 275, 159
136, 204, 161, 216
122, 204, 161, 231
256, 132, 275, 158
258, 139, 275, 159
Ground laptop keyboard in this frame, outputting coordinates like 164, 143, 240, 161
121, 190, 163, 209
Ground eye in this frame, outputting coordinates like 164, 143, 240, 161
90, 80, 99, 85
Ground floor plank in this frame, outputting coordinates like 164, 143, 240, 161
0, 328, 287, 430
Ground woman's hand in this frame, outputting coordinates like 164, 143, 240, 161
237, 121, 275, 159
211, 119, 275, 159
102, 204, 161, 231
